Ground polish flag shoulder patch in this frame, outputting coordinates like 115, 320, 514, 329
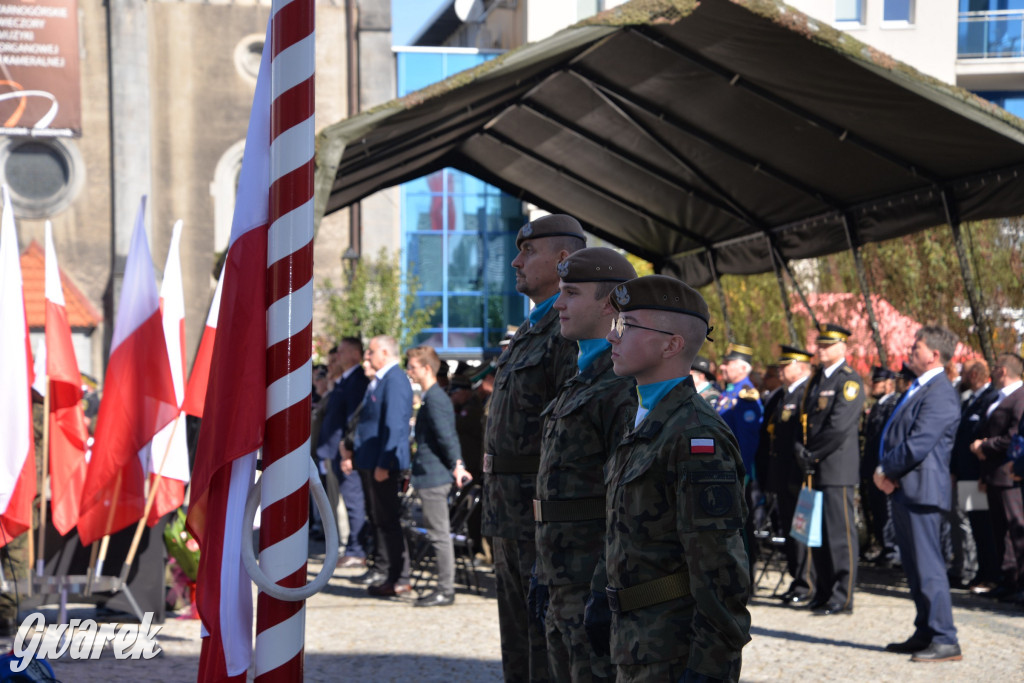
690, 438, 715, 454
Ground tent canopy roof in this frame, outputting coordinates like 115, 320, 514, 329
314, 0, 1024, 286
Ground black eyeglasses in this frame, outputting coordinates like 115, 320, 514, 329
609, 317, 676, 340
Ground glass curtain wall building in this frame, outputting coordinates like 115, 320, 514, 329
396, 47, 528, 357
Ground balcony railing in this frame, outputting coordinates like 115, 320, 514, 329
959, 10, 1024, 59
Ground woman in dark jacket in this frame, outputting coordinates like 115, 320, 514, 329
406, 346, 472, 606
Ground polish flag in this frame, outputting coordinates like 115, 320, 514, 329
181, 268, 223, 419
0, 187, 36, 548
186, 16, 271, 681
77, 196, 178, 546
143, 219, 190, 526
43, 221, 90, 536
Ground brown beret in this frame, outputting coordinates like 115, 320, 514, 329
556, 247, 637, 283
611, 275, 711, 327
516, 214, 587, 249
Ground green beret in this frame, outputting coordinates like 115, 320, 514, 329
516, 214, 587, 249
556, 247, 637, 283
611, 275, 711, 327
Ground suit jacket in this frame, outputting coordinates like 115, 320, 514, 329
353, 364, 413, 472
879, 373, 961, 510
951, 384, 999, 481
976, 385, 1024, 488
860, 392, 899, 480
411, 383, 462, 490
801, 362, 865, 486
316, 367, 371, 462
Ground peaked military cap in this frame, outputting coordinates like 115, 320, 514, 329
515, 214, 587, 249
692, 355, 712, 376
557, 247, 637, 283
723, 343, 755, 364
778, 345, 813, 365
899, 362, 916, 382
611, 275, 711, 326
448, 373, 474, 391
871, 366, 898, 382
816, 322, 852, 345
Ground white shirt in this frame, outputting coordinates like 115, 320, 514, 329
822, 358, 845, 379
987, 379, 1024, 417
787, 375, 809, 394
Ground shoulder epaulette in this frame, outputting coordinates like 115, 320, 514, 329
738, 387, 760, 401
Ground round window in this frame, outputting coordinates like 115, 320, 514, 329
234, 34, 265, 83
0, 137, 82, 218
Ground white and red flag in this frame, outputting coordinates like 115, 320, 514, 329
186, 16, 271, 681
0, 186, 35, 547
181, 267, 223, 419
143, 219, 190, 526
42, 221, 90, 536
77, 196, 178, 546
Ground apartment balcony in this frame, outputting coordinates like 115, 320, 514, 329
957, 10, 1024, 92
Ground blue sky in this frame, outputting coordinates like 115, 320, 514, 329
392, 0, 449, 46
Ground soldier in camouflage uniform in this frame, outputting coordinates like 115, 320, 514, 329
587, 275, 751, 682
483, 214, 584, 682
532, 248, 637, 682
690, 355, 720, 408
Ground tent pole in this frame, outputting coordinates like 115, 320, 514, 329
841, 214, 888, 368
940, 190, 995, 366
774, 245, 819, 332
766, 236, 799, 345
705, 249, 734, 344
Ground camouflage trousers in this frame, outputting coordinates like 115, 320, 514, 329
545, 583, 611, 683
494, 536, 549, 682
0, 530, 29, 621
616, 655, 696, 683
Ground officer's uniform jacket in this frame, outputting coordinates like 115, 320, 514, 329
757, 380, 807, 494
599, 377, 751, 679
801, 362, 865, 486
482, 306, 578, 540
717, 376, 763, 476
535, 350, 635, 585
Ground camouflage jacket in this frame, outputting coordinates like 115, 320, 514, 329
535, 349, 636, 585
598, 377, 751, 678
482, 306, 578, 540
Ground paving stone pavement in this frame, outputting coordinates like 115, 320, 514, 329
3, 551, 1022, 681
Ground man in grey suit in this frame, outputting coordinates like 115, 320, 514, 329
876, 326, 963, 662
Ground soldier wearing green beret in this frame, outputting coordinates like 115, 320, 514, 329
530, 248, 637, 682
587, 274, 751, 682
483, 214, 585, 682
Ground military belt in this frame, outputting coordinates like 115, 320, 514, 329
532, 498, 605, 523
605, 571, 691, 614
482, 453, 541, 474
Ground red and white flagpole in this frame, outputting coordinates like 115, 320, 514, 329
256, 0, 315, 680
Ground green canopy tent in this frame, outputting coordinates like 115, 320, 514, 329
314, 0, 1024, 362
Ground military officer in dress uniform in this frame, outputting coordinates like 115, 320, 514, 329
794, 323, 866, 615
483, 214, 584, 682
861, 366, 900, 566
533, 248, 637, 683
755, 345, 815, 605
691, 355, 721, 408
586, 275, 751, 682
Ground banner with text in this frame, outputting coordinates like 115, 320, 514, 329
0, 0, 80, 137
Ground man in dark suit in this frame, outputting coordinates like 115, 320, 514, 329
352, 335, 414, 596
794, 323, 865, 615
756, 345, 814, 605
319, 337, 371, 567
861, 366, 900, 567
970, 353, 1024, 603
950, 360, 998, 590
876, 326, 963, 662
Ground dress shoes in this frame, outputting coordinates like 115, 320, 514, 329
414, 590, 455, 607
779, 592, 814, 606
911, 642, 962, 662
813, 601, 853, 616
367, 582, 413, 597
336, 555, 367, 569
351, 569, 387, 586
884, 637, 930, 654
805, 597, 829, 611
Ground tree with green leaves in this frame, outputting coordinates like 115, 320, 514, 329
321, 247, 437, 351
